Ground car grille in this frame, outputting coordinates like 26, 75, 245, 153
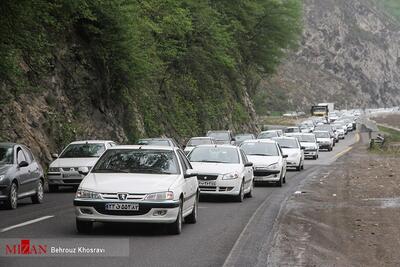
199, 186, 217, 192
63, 179, 82, 184
254, 171, 274, 177
197, 175, 218, 181
101, 193, 146, 200
62, 167, 78, 172
94, 205, 151, 216
219, 187, 234, 192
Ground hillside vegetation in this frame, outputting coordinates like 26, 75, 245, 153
0, 0, 301, 163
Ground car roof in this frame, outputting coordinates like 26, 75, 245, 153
139, 138, 172, 141
70, 140, 113, 144
189, 136, 213, 140
260, 130, 281, 133
195, 144, 238, 149
110, 145, 175, 151
242, 139, 277, 144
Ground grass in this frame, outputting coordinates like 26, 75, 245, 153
369, 126, 400, 155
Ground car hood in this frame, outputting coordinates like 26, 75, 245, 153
246, 155, 280, 167
184, 146, 195, 152
281, 148, 300, 157
80, 173, 180, 193
190, 162, 242, 174
0, 164, 13, 176
50, 158, 99, 168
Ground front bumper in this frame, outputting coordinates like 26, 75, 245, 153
318, 143, 331, 149
286, 157, 301, 168
304, 150, 318, 158
253, 170, 281, 182
74, 200, 180, 223
48, 173, 83, 186
198, 176, 242, 196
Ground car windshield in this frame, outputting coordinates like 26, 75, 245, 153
258, 132, 278, 139
138, 139, 171, 146
207, 132, 230, 141
315, 132, 330, 138
295, 135, 316, 142
275, 139, 299, 149
92, 149, 180, 174
235, 135, 254, 141
188, 147, 239, 164
60, 143, 105, 158
187, 138, 212, 146
0, 145, 13, 164
240, 142, 279, 156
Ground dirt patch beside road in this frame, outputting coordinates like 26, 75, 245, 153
267, 134, 400, 267
374, 114, 400, 129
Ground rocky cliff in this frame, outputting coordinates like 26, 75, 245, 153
257, 0, 400, 113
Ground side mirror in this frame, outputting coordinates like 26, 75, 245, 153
283, 155, 288, 158
51, 153, 59, 159
18, 161, 29, 168
184, 169, 197, 178
244, 162, 253, 167
301, 146, 306, 150
78, 167, 90, 176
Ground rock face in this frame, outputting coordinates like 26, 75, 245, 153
261, 0, 400, 112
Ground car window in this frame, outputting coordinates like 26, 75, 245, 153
178, 150, 193, 169
21, 146, 34, 163
60, 143, 106, 158
240, 142, 279, 156
240, 149, 248, 164
188, 147, 240, 164
17, 148, 27, 164
0, 145, 14, 165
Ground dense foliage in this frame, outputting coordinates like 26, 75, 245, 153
0, 0, 302, 142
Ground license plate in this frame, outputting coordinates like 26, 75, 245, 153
198, 180, 216, 187
105, 203, 139, 211
62, 172, 79, 178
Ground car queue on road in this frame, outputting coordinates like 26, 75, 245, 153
0, 110, 359, 235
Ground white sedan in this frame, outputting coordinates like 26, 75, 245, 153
188, 145, 254, 202
74, 145, 199, 235
273, 137, 304, 171
240, 140, 287, 187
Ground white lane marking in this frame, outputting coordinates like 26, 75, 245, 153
1, 215, 55, 233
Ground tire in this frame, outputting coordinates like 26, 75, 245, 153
167, 199, 183, 235
4, 182, 18, 210
296, 164, 301, 171
234, 180, 245, 202
245, 180, 254, 198
283, 174, 286, 184
185, 193, 198, 224
301, 163, 304, 170
76, 219, 93, 234
48, 184, 58, 193
31, 179, 44, 204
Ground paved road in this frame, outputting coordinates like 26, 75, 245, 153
0, 132, 358, 267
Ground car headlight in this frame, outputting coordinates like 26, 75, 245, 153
222, 172, 239, 180
75, 189, 102, 199
268, 163, 279, 170
144, 191, 174, 201
48, 167, 60, 172
0, 175, 4, 181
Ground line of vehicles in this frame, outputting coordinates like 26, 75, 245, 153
0, 109, 359, 234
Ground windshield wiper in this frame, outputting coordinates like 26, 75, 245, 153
198, 160, 222, 163
248, 153, 273, 156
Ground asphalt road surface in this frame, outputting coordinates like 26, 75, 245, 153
0, 132, 358, 267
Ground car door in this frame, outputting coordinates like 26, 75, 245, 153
15, 146, 31, 194
239, 149, 253, 188
21, 146, 41, 192
277, 145, 287, 177
176, 150, 196, 214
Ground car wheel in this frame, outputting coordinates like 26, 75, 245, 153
76, 219, 93, 234
234, 180, 245, 202
168, 199, 183, 235
185, 193, 198, 224
31, 179, 44, 204
5, 182, 18, 210
296, 164, 301, 171
301, 162, 304, 170
48, 184, 58, 193
245, 180, 254, 198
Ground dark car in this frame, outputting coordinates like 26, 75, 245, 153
206, 130, 235, 145
0, 143, 44, 209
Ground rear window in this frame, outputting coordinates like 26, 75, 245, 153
60, 143, 105, 158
